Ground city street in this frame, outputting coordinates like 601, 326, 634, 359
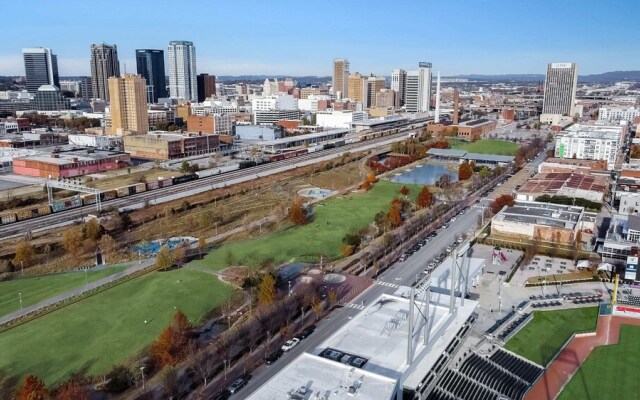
239, 206, 484, 397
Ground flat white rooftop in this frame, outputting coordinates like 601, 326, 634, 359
246, 352, 398, 400
313, 291, 477, 391
249, 291, 477, 399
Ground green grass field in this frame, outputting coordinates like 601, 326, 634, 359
558, 325, 640, 400
191, 180, 417, 271
0, 265, 129, 317
449, 139, 519, 156
504, 307, 598, 366
0, 267, 233, 387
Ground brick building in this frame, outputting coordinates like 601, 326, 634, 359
491, 201, 588, 246
123, 132, 219, 160
12, 149, 130, 178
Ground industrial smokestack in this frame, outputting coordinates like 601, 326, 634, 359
453, 89, 460, 125
434, 71, 441, 123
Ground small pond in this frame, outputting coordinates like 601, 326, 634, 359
389, 163, 458, 185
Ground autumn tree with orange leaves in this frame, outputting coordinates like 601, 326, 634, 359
490, 194, 515, 214
387, 199, 404, 228
458, 161, 473, 180
289, 197, 307, 224
400, 185, 410, 197
55, 380, 90, 400
16, 374, 48, 400
150, 310, 192, 367
416, 186, 433, 208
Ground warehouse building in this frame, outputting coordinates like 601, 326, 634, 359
12, 149, 130, 178
123, 132, 219, 160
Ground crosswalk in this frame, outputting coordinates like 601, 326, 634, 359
377, 281, 400, 289
345, 303, 366, 310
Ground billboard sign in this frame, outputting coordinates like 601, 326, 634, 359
625, 256, 638, 280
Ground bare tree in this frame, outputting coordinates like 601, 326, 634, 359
189, 345, 216, 387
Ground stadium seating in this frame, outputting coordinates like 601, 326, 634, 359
426, 349, 543, 400
498, 313, 530, 341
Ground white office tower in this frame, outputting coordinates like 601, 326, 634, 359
167, 41, 197, 101
22, 48, 59, 93
541, 63, 578, 123
405, 62, 433, 113
391, 68, 407, 106
434, 71, 441, 123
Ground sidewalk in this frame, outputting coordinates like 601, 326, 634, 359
0, 258, 155, 326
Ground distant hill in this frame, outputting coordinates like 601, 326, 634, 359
216, 75, 331, 84
448, 71, 640, 83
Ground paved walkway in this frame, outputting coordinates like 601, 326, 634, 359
525, 315, 640, 400
0, 258, 155, 326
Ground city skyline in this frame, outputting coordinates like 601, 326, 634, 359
1, 0, 639, 77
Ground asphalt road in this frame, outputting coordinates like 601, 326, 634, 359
239, 206, 485, 397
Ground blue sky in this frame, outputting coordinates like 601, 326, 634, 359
1, 0, 639, 77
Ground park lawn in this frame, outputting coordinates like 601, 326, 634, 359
192, 180, 418, 271
558, 325, 640, 400
0, 267, 233, 387
449, 139, 519, 156
504, 307, 598, 366
0, 265, 129, 317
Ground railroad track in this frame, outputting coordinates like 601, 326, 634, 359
0, 126, 424, 240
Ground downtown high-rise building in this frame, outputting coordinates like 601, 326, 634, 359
367, 75, 386, 108
197, 73, 216, 102
348, 72, 367, 106
405, 62, 433, 113
22, 48, 60, 93
90, 43, 120, 101
541, 63, 578, 119
135, 49, 167, 103
391, 68, 406, 106
107, 74, 149, 135
332, 58, 349, 99
167, 41, 197, 101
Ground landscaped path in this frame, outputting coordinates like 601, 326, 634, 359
0, 258, 155, 326
525, 315, 640, 400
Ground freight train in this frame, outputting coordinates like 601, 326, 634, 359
0, 124, 412, 227
0, 174, 199, 226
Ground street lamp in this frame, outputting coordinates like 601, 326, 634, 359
140, 366, 145, 391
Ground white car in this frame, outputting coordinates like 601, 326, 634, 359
281, 338, 300, 352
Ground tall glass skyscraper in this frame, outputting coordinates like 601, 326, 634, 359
22, 48, 59, 93
167, 41, 197, 101
90, 43, 120, 101
135, 49, 167, 103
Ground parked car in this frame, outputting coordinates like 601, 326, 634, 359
265, 349, 284, 365
281, 338, 300, 352
300, 325, 316, 339
227, 375, 250, 394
